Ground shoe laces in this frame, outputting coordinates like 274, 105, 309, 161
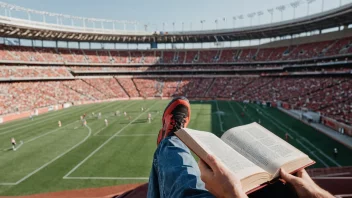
167, 113, 187, 132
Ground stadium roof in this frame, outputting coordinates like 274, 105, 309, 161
0, 3, 351, 43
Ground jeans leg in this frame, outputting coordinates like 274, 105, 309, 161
147, 136, 214, 198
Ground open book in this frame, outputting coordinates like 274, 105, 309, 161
175, 122, 315, 194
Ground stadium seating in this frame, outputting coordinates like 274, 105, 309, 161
0, 36, 351, 125
0, 37, 351, 64
0, 66, 72, 78
1, 76, 351, 125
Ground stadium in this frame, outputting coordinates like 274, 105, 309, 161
0, 0, 351, 197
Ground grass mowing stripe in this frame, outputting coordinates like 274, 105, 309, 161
0, 125, 92, 186
93, 102, 137, 136
214, 100, 224, 132
296, 139, 329, 167
0, 102, 113, 136
24, 121, 80, 144
0, 101, 123, 144
63, 101, 159, 179
244, 103, 330, 167
300, 137, 342, 167
255, 105, 341, 167
0, 105, 89, 133
227, 101, 243, 125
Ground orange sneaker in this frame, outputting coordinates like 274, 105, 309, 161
157, 96, 191, 145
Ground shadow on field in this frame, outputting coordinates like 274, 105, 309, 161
190, 101, 223, 137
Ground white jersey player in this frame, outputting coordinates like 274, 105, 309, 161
98, 112, 102, 119
58, 120, 62, 127
11, 138, 16, 151
148, 113, 152, 123
141, 107, 144, 112
124, 111, 127, 117
105, 119, 108, 127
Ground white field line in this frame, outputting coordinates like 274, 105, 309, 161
0, 101, 116, 131
214, 101, 224, 132
300, 137, 342, 167
227, 101, 243, 125
259, 108, 300, 136
256, 105, 341, 167
0, 108, 77, 131
63, 176, 149, 180
93, 102, 137, 136
93, 126, 108, 136
2, 141, 24, 152
15, 141, 24, 150
63, 102, 158, 179
0, 125, 92, 186
248, 104, 331, 167
235, 103, 256, 122
25, 121, 79, 144
246, 104, 294, 138
0, 102, 118, 151
0, 102, 115, 136
296, 139, 329, 167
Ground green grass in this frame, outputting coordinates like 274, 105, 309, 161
0, 100, 351, 196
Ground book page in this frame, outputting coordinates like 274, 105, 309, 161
178, 128, 267, 180
221, 123, 309, 176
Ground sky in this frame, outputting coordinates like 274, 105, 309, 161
0, 0, 351, 32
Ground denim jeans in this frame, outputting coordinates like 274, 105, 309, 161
147, 136, 215, 198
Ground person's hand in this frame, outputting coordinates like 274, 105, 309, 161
280, 169, 334, 198
198, 154, 248, 198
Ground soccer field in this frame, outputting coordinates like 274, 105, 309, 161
0, 100, 351, 196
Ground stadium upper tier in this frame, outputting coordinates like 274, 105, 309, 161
0, 36, 351, 65
0, 3, 351, 43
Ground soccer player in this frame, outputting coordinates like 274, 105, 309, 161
58, 120, 62, 127
333, 148, 338, 159
124, 111, 127, 117
241, 112, 245, 117
98, 112, 101, 119
105, 119, 108, 127
11, 137, 16, 151
80, 115, 83, 121
141, 107, 144, 112
148, 113, 152, 123
285, 133, 289, 141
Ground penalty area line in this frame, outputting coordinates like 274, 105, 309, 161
0, 125, 92, 186
63, 101, 159, 179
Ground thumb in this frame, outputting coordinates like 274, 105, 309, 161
280, 169, 299, 184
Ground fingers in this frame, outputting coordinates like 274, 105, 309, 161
205, 154, 222, 173
299, 169, 315, 183
280, 169, 299, 184
198, 159, 213, 182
